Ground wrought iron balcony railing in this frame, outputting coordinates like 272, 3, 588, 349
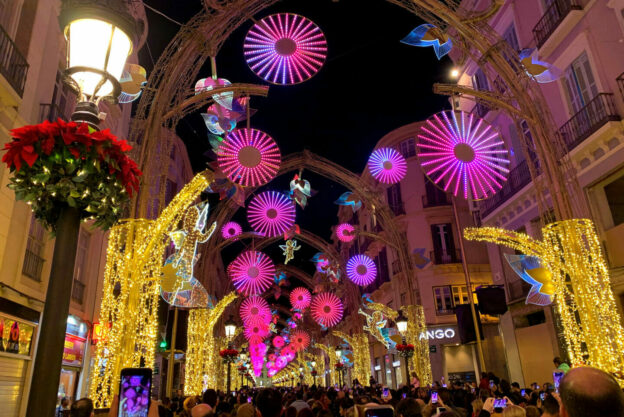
617, 72, 624, 102
0, 24, 28, 97
559, 93, 621, 151
22, 249, 44, 281
71, 279, 86, 304
430, 249, 461, 265
422, 192, 451, 208
532, 0, 583, 48
479, 159, 532, 218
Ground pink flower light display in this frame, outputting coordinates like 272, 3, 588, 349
417, 110, 510, 200
367, 147, 408, 184
289, 287, 311, 310
346, 254, 377, 286
228, 251, 275, 295
291, 329, 310, 351
221, 221, 242, 239
335, 223, 356, 243
247, 191, 296, 237
272, 335, 285, 348
217, 128, 281, 187
240, 295, 272, 325
244, 13, 327, 85
310, 292, 344, 327
244, 320, 270, 344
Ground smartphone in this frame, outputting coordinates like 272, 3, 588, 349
382, 388, 389, 397
540, 393, 545, 401
521, 389, 526, 397
119, 368, 152, 417
442, 384, 447, 388
247, 397, 252, 403
493, 398, 507, 409
402, 393, 407, 399
553, 371, 564, 393
471, 388, 476, 394
489, 381, 495, 389
431, 391, 438, 403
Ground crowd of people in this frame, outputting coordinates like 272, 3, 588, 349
61, 365, 624, 417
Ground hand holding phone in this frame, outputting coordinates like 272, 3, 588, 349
118, 368, 152, 417
493, 398, 507, 409
431, 391, 438, 403
553, 371, 564, 393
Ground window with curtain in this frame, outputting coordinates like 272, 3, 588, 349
562, 51, 598, 114
22, 216, 46, 281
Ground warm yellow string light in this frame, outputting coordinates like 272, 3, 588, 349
185, 292, 238, 395
402, 305, 433, 386
315, 343, 338, 386
465, 219, 624, 385
332, 331, 372, 386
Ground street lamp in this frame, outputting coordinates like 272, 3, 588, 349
25, 2, 138, 417
311, 360, 317, 386
335, 345, 342, 359
59, 0, 138, 129
224, 315, 238, 394
396, 311, 411, 386
239, 347, 248, 388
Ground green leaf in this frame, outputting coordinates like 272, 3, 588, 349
67, 196, 77, 207
73, 173, 88, 183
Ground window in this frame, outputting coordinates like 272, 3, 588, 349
0, 0, 24, 39
472, 68, 490, 116
22, 216, 46, 281
72, 230, 90, 304
387, 184, 404, 216
399, 138, 416, 158
562, 52, 598, 114
605, 176, 624, 226
366, 248, 389, 292
431, 223, 457, 264
503, 24, 520, 52
434, 285, 482, 314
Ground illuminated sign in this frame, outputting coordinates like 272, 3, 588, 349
392, 361, 401, 367
374, 365, 381, 371
418, 328, 456, 340
62, 334, 86, 367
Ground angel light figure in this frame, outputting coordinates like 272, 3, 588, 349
280, 239, 301, 264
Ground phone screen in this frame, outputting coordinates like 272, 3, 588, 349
431, 391, 438, 403
119, 368, 151, 417
402, 393, 407, 399
382, 388, 389, 397
247, 397, 252, 403
521, 389, 526, 397
493, 399, 507, 409
553, 371, 564, 393
489, 381, 495, 389
540, 393, 545, 401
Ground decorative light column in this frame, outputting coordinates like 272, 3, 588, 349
396, 311, 412, 384
224, 315, 238, 394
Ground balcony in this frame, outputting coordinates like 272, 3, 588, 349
72, 279, 86, 304
559, 93, 621, 152
422, 192, 451, 208
435, 308, 455, 316
532, 0, 583, 49
430, 249, 461, 265
22, 249, 44, 281
389, 202, 405, 216
0, 24, 28, 97
39, 103, 66, 123
479, 160, 532, 218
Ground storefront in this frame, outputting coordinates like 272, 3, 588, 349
0, 297, 39, 417
58, 315, 88, 404
421, 325, 478, 383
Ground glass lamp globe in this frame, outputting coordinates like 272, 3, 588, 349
60, 1, 136, 98
224, 315, 237, 339
335, 345, 342, 359
396, 311, 408, 336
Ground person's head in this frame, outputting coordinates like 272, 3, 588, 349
163, 397, 171, 407
296, 390, 304, 400
70, 398, 93, 417
559, 366, 624, 417
396, 397, 422, 417
501, 405, 525, 417
299, 408, 314, 417
511, 382, 520, 390
500, 380, 511, 393
524, 406, 540, 417
185, 396, 200, 411
192, 404, 214, 417
256, 389, 283, 417
203, 389, 218, 408
411, 372, 419, 379
237, 403, 256, 417
471, 398, 483, 414
61, 397, 70, 408
286, 406, 297, 417
553, 357, 562, 367
541, 393, 560, 416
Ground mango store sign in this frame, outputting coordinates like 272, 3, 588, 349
419, 328, 456, 341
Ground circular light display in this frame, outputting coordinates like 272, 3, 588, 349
240, 295, 272, 325
291, 329, 310, 351
221, 221, 243, 239
217, 128, 281, 187
289, 287, 311, 310
247, 191, 296, 237
336, 223, 356, 243
346, 254, 378, 286
368, 147, 408, 184
417, 110, 510, 200
244, 13, 328, 85
272, 335, 285, 348
244, 319, 270, 344
228, 251, 275, 295
310, 292, 344, 327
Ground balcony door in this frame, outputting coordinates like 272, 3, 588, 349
562, 52, 598, 115
431, 223, 456, 264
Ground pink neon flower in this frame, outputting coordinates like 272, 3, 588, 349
272, 335, 286, 348
228, 251, 275, 295
244, 319, 270, 344
289, 287, 311, 310
368, 147, 407, 184
247, 191, 296, 237
240, 295, 272, 325
417, 110, 510, 200
221, 221, 242, 239
335, 223, 356, 243
291, 329, 310, 351
346, 254, 377, 286
244, 13, 327, 85
217, 128, 281, 187
310, 292, 343, 327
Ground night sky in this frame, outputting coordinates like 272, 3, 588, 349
142, 0, 452, 294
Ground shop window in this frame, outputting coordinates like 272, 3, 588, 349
22, 216, 46, 281
604, 176, 624, 226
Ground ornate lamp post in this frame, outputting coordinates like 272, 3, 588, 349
239, 347, 248, 389
25, 2, 138, 416
334, 345, 344, 387
395, 311, 413, 386
224, 315, 238, 394
299, 366, 304, 385
311, 360, 317, 386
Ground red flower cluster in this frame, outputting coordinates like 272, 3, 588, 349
310, 370, 318, 376
219, 348, 239, 358
334, 363, 344, 369
396, 344, 415, 352
2, 119, 141, 196
238, 365, 247, 372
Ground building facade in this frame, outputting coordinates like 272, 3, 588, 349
451, 0, 624, 387
333, 122, 507, 388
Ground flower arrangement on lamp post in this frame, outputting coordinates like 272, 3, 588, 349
220, 348, 240, 364
397, 343, 415, 382
311, 370, 318, 386
334, 362, 345, 386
